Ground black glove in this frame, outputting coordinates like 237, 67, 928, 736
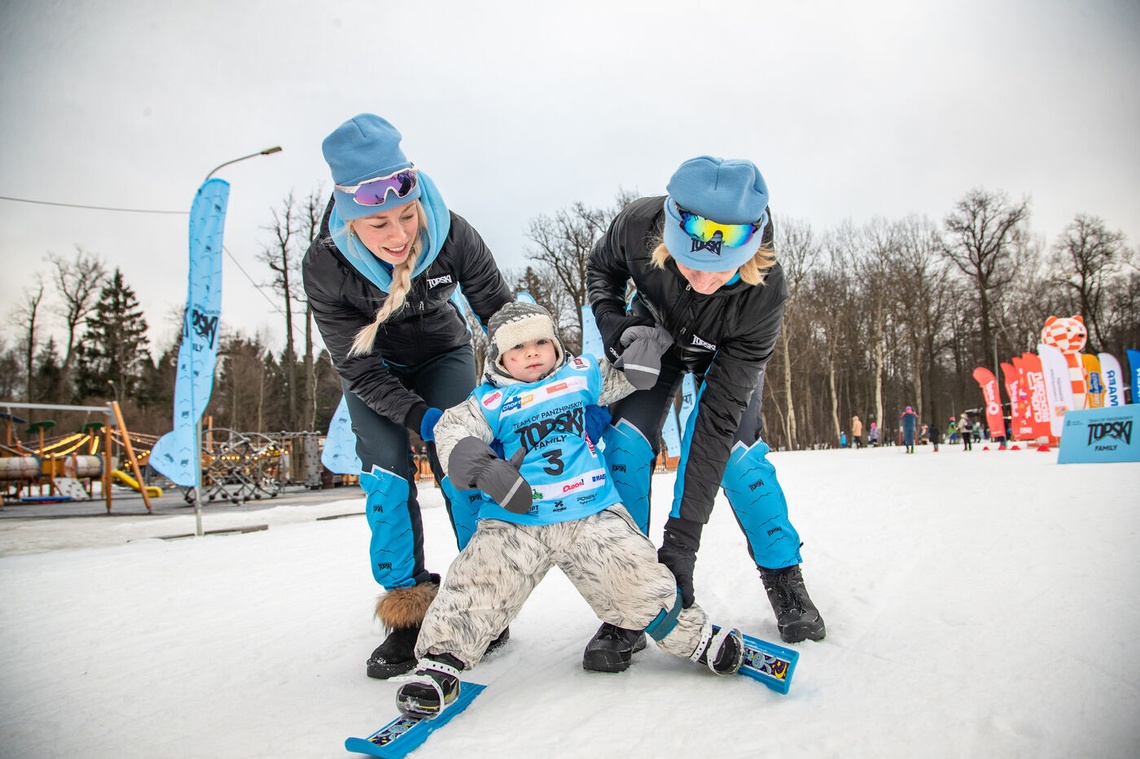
448, 436, 533, 514
615, 324, 673, 391
419, 407, 443, 442
657, 517, 703, 608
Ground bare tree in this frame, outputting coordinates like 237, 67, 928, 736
298, 188, 326, 430
47, 247, 107, 400
942, 188, 1031, 371
1050, 214, 1126, 353
773, 217, 820, 450
524, 202, 609, 329
895, 215, 951, 422
13, 278, 45, 401
259, 192, 303, 429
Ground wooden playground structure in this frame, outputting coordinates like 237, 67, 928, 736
1, 401, 154, 512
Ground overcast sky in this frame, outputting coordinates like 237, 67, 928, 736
2, 0, 1138, 354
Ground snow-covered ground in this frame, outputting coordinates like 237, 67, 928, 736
1, 444, 1137, 758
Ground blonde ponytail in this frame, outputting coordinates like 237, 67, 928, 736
346, 203, 427, 357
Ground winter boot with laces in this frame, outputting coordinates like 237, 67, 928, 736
693, 625, 744, 675
582, 622, 648, 672
759, 564, 826, 643
395, 653, 464, 717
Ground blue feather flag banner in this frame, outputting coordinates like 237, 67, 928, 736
580, 304, 604, 360
322, 394, 362, 474
150, 178, 230, 486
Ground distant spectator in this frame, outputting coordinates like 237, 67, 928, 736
900, 406, 919, 454
959, 412, 973, 451
929, 422, 941, 452
868, 422, 880, 447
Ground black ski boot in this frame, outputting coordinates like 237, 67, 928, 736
759, 564, 826, 643
395, 653, 464, 717
582, 622, 647, 672
366, 625, 419, 679
695, 626, 744, 675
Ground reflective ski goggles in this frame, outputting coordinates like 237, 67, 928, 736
675, 203, 761, 248
335, 166, 418, 206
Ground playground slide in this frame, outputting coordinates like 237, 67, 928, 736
110, 470, 163, 498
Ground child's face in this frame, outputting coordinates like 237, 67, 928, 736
501, 339, 557, 382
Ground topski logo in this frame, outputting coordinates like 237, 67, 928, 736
691, 333, 716, 351
1087, 420, 1131, 446
426, 274, 453, 288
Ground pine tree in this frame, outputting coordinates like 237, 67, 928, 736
73, 269, 153, 403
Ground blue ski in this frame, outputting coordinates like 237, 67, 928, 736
345, 681, 486, 758
738, 631, 799, 694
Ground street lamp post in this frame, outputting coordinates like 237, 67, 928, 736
204, 146, 282, 182
188, 146, 282, 536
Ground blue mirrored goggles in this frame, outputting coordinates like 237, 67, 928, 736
335, 166, 418, 206
675, 203, 762, 247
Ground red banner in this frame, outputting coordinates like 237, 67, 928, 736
972, 367, 1006, 440
1001, 361, 1033, 440
1020, 352, 1053, 438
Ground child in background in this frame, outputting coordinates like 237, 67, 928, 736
394, 301, 744, 716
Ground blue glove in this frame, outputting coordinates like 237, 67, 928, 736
419, 407, 443, 442
584, 404, 611, 444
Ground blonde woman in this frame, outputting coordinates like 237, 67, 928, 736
302, 114, 511, 679
584, 156, 826, 671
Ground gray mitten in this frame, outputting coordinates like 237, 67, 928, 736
615, 324, 674, 390
448, 436, 533, 514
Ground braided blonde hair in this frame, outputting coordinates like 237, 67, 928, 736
346, 201, 427, 357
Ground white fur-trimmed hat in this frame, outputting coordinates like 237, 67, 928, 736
487, 301, 564, 375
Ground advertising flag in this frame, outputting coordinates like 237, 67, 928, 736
1128, 349, 1140, 404
1001, 361, 1032, 439
1020, 353, 1052, 438
972, 367, 1006, 440
1038, 343, 1076, 438
580, 304, 604, 360
322, 394, 362, 474
150, 178, 230, 485
1098, 352, 1125, 407
1082, 354, 1104, 408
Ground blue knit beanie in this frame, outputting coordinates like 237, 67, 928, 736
663, 155, 770, 272
322, 114, 422, 221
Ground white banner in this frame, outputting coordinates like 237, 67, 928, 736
1098, 352, 1126, 407
1038, 343, 1075, 438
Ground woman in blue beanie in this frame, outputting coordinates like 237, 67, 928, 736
302, 114, 512, 679
584, 156, 826, 671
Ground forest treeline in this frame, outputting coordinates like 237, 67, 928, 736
3, 187, 1137, 450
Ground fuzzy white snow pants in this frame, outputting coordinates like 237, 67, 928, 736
415, 505, 712, 668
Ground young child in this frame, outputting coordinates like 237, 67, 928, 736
394, 301, 744, 716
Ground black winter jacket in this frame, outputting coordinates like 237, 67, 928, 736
587, 195, 787, 524
302, 204, 511, 431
